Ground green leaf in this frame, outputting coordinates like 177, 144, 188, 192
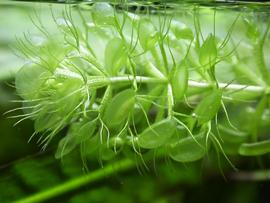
171, 61, 188, 102
250, 95, 268, 141
171, 21, 194, 40
239, 140, 270, 156
103, 89, 135, 128
138, 119, 176, 149
218, 125, 248, 143
199, 34, 217, 67
138, 19, 158, 50
77, 120, 97, 143
100, 145, 116, 161
84, 135, 100, 157
55, 119, 97, 159
133, 85, 165, 125
137, 85, 165, 113
55, 135, 78, 159
91, 3, 115, 26
53, 78, 83, 106
15, 63, 50, 100
189, 89, 222, 129
244, 18, 260, 43
34, 110, 61, 133
105, 37, 127, 75
169, 134, 206, 162
34, 77, 83, 133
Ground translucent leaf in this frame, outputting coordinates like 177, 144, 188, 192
190, 89, 222, 129
137, 85, 165, 113
199, 34, 217, 67
103, 89, 135, 128
77, 120, 97, 143
250, 96, 268, 139
51, 78, 83, 115
100, 145, 116, 161
239, 140, 270, 156
105, 37, 127, 75
55, 135, 78, 159
91, 3, 115, 26
34, 110, 62, 133
84, 135, 100, 157
169, 134, 206, 162
138, 119, 176, 149
55, 120, 97, 159
15, 63, 50, 100
218, 125, 248, 143
138, 19, 158, 50
171, 61, 188, 102
244, 18, 260, 43
133, 85, 165, 125
171, 21, 194, 40
34, 77, 83, 133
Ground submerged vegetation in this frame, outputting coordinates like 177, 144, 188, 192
13, 2, 270, 161
2, 1, 270, 202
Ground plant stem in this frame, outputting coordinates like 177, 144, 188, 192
109, 76, 167, 84
230, 170, 270, 181
13, 159, 135, 203
167, 84, 174, 118
55, 69, 266, 94
187, 80, 265, 93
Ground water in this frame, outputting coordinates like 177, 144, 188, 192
0, 0, 269, 81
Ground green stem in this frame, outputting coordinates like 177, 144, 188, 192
150, 48, 166, 74
167, 83, 174, 118
159, 42, 169, 74
13, 159, 135, 203
55, 69, 267, 94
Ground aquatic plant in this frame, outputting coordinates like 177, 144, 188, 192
7, 1, 270, 202
12, 1, 270, 163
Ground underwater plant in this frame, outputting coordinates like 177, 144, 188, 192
12, 1, 270, 164
7, 1, 270, 202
